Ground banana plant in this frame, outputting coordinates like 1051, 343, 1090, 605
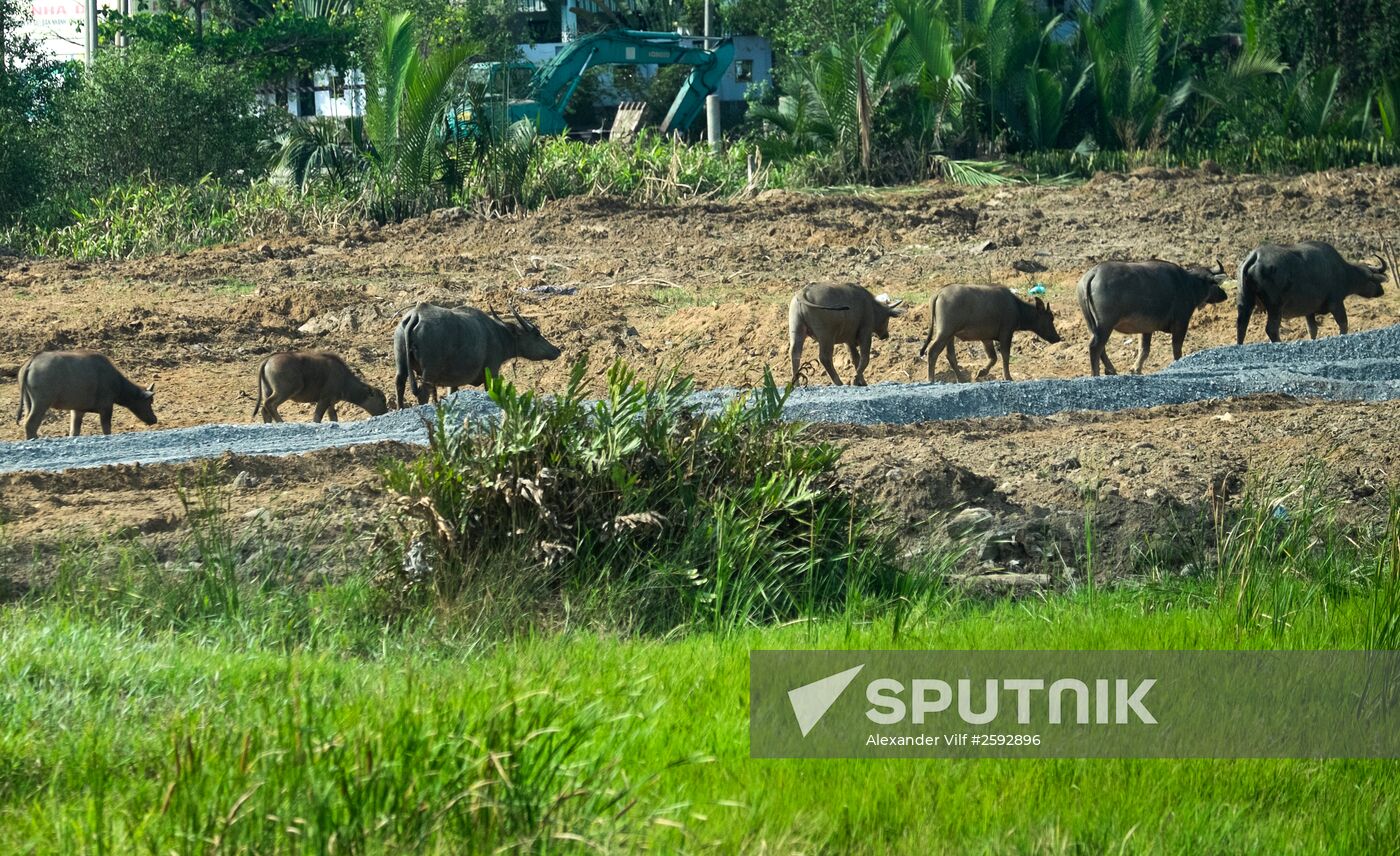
890, 0, 970, 149
362, 11, 476, 220
1017, 14, 1091, 150
1189, 48, 1288, 130
748, 23, 910, 175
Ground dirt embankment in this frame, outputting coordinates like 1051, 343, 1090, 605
2, 167, 1399, 434
2, 167, 1399, 588
1, 393, 1392, 594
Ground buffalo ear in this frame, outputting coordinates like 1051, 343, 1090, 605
146, 383, 156, 397
1034, 297, 1045, 310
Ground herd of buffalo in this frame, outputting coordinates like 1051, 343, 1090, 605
9, 238, 1392, 439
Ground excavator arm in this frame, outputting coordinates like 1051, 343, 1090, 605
527, 29, 734, 135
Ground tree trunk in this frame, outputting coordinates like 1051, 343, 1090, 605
855, 55, 872, 176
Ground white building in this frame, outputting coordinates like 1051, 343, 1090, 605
22, 0, 117, 62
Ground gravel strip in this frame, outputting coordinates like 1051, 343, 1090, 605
6, 325, 1400, 474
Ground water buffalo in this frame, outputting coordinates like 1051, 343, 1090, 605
1236, 240, 1389, 343
918, 284, 1062, 382
394, 302, 562, 408
252, 351, 388, 423
788, 282, 906, 386
1078, 259, 1229, 376
15, 349, 157, 440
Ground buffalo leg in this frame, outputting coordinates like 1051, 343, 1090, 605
998, 335, 1014, 381
1305, 316, 1320, 339
262, 392, 287, 423
1264, 308, 1283, 343
788, 330, 806, 386
1099, 344, 1118, 376
1236, 301, 1255, 345
69, 410, 83, 437
1171, 326, 1187, 361
1088, 327, 1115, 377
975, 341, 998, 380
23, 402, 47, 440
1131, 334, 1152, 375
394, 370, 409, 411
99, 408, 113, 435
1331, 303, 1348, 336
328, 405, 339, 423
926, 336, 952, 382
945, 343, 968, 383
851, 338, 872, 387
817, 340, 842, 385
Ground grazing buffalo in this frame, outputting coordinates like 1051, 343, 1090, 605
394, 303, 562, 407
253, 351, 388, 423
1236, 240, 1388, 343
1078, 260, 1229, 376
15, 349, 157, 439
918, 284, 1062, 382
788, 282, 906, 386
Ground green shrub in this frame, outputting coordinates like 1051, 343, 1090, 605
2, 178, 359, 259
0, 119, 48, 219
383, 360, 894, 632
50, 43, 273, 189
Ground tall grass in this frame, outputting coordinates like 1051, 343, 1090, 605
1215, 472, 1380, 639
383, 359, 894, 633
1, 177, 361, 260
6, 453, 1400, 851
454, 131, 783, 215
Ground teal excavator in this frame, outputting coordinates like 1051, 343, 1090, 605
451, 28, 735, 137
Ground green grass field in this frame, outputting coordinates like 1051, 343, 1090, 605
3, 382, 1399, 853
2, 564, 1398, 853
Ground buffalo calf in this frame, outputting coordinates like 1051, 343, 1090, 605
253, 351, 388, 423
15, 349, 157, 440
788, 282, 906, 386
919, 284, 1061, 382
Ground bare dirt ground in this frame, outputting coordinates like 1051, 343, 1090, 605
2, 167, 1399, 583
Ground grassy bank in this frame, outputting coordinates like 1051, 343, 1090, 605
3, 376, 1399, 852
3, 577, 1399, 853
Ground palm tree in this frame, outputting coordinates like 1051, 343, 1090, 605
274, 11, 477, 221
1079, 0, 1190, 151
362, 11, 476, 220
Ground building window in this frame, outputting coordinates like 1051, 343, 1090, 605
735, 59, 753, 83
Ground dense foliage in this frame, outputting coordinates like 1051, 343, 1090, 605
739, 0, 1400, 184
0, 0, 75, 215
5, 0, 1400, 248
383, 361, 894, 632
47, 45, 273, 190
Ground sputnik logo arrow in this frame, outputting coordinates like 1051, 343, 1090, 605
787, 664, 865, 737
